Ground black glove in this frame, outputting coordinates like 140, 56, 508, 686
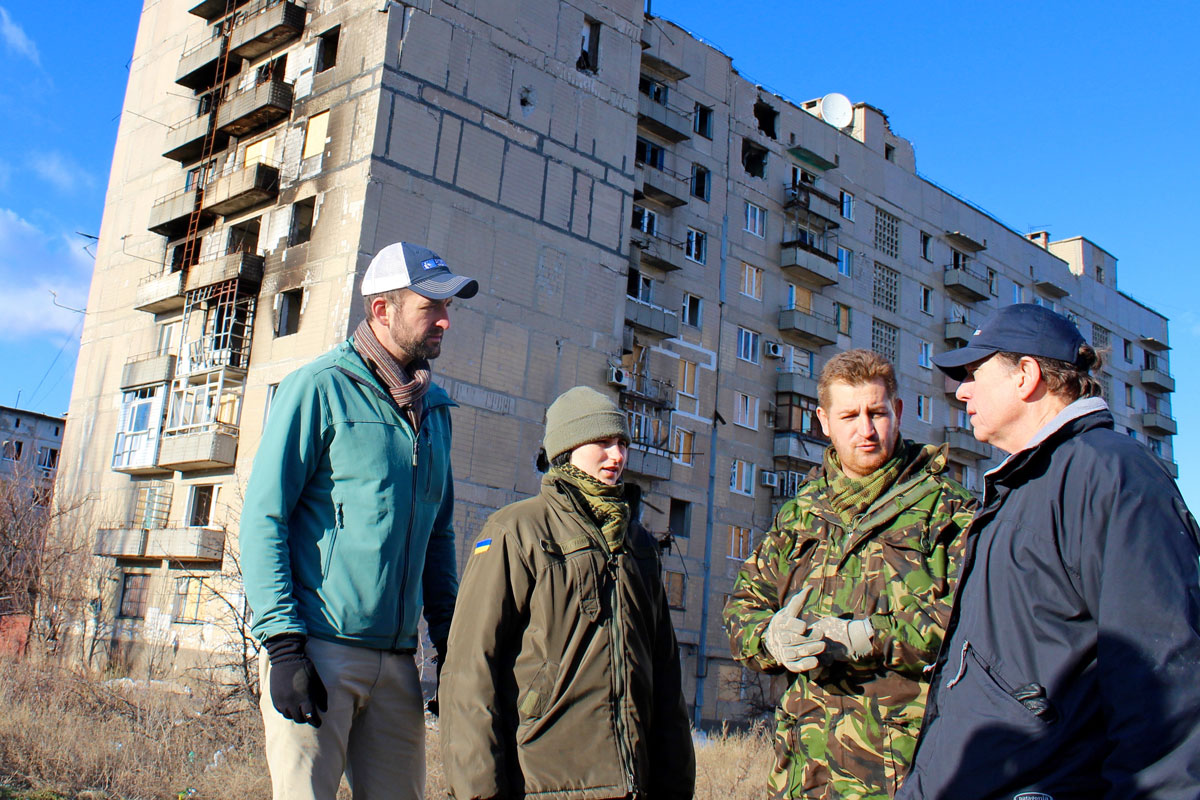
265, 633, 328, 728
426, 638, 448, 717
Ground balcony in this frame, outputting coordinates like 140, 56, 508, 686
121, 353, 176, 390
230, 0, 305, 59
944, 426, 992, 461
778, 305, 838, 348
134, 270, 186, 314
622, 372, 673, 406
162, 113, 228, 164
630, 230, 684, 271
783, 185, 841, 230
216, 79, 293, 137
175, 34, 230, 90
202, 162, 279, 217
157, 428, 238, 471
148, 187, 213, 238
942, 264, 990, 302
625, 295, 680, 339
786, 144, 837, 172
776, 366, 818, 398
184, 250, 265, 292
779, 243, 838, 286
944, 319, 976, 345
111, 433, 169, 476
625, 443, 672, 481
1140, 366, 1175, 393
637, 94, 691, 143
1139, 334, 1170, 352
189, 0, 251, 21
635, 162, 689, 208
773, 431, 826, 467
94, 526, 225, 562
1142, 411, 1177, 436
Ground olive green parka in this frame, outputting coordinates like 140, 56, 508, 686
440, 473, 695, 800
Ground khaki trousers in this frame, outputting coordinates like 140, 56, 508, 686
259, 638, 425, 800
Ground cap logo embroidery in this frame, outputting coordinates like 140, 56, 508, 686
421, 257, 447, 271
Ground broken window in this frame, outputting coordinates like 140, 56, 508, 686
170, 237, 201, 272
289, 197, 315, 245
626, 268, 653, 303
188, 484, 217, 528
1, 440, 23, 461
632, 205, 657, 236
275, 289, 303, 337
741, 139, 768, 179
690, 163, 710, 201
669, 498, 692, 539
256, 54, 287, 85
577, 18, 600, 72
753, 99, 778, 139
226, 217, 260, 255
635, 137, 665, 170
639, 75, 668, 105
693, 103, 713, 139
316, 26, 340, 73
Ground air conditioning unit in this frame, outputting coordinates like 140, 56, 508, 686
606, 365, 627, 388
760, 470, 779, 489
765, 341, 784, 359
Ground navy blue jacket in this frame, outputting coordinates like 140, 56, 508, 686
900, 407, 1200, 800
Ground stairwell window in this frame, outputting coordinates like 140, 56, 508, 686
289, 197, 315, 245
316, 26, 340, 73
577, 18, 600, 73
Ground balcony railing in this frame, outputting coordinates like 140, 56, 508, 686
162, 112, 229, 164
121, 352, 177, 390
944, 426, 992, 461
134, 270, 186, 314
622, 371, 673, 405
229, 0, 306, 60
180, 332, 252, 376
1141, 411, 1177, 436
943, 263, 990, 302
1140, 366, 1175, 393
778, 304, 838, 347
779, 242, 837, 286
629, 229, 685, 271
202, 161, 280, 217
625, 442, 673, 481
94, 525, 225, 562
148, 186, 214, 238
776, 364, 818, 398
636, 94, 692, 143
157, 426, 238, 471
216, 79, 293, 137
634, 161, 690, 208
625, 295, 680, 339
175, 34, 232, 90
184, 250, 265, 293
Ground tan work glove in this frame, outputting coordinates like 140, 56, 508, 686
763, 586, 826, 672
807, 616, 875, 662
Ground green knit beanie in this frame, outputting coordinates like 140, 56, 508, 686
543, 386, 629, 460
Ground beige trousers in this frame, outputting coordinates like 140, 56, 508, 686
259, 637, 425, 800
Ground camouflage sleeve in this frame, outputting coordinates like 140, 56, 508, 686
722, 502, 803, 674
867, 484, 976, 677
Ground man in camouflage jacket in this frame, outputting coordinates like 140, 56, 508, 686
724, 350, 975, 799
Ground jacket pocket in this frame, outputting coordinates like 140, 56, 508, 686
517, 658, 560, 722
949, 643, 1056, 729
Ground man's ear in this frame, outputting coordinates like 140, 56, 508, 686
368, 295, 391, 326
1015, 356, 1043, 401
892, 396, 903, 424
815, 406, 831, 437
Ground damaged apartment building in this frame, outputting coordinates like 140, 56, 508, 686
56, 0, 1174, 724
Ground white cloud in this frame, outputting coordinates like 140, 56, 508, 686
0, 208, 92, 341
0, 7, 39, 66
30, 151, 95, 195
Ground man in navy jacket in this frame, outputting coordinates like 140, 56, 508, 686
898, 304, 1200, 800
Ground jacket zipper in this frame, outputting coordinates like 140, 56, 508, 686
393, 417, 419, 650
945, 640, 970, 688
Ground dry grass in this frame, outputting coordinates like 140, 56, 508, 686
0, 657, 771, 799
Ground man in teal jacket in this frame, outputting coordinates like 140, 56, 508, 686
241, 241, 477, 800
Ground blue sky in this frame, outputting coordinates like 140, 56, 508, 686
2, 2, 1198, 508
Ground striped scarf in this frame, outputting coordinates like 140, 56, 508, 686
552, 463, 629, 553
351, 318, 431, 429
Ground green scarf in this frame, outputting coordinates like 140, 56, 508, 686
821, 439, 907, 529
552, 464, 629, 552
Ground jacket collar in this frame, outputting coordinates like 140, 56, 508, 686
986, 397, 1109, 479
986, 405, 1114, 486
541, 471, 642, 517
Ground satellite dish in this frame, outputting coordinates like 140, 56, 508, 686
820, 93, 853, 129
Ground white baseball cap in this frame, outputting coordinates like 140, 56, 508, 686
360, 242, 479, 300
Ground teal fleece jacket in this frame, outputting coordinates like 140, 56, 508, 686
240, 338, 458, 649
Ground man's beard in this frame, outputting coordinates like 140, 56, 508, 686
392, 329, 442, 362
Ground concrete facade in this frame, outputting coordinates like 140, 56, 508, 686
56, 0, 1173, 722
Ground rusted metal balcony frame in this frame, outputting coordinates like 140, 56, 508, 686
202, 160, 280, 217
184, 250, 265, 293
229, 0, 306, 60
215, 79, 294, 137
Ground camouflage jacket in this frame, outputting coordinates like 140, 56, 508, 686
723, 442, 975, 799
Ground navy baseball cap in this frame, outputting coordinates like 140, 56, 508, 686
361, 242, 479, 300
932, 303, 1086, 381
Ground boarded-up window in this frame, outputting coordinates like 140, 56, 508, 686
665, 571, 685, 609
245, 136, 275, 167
302, 111, 329, 160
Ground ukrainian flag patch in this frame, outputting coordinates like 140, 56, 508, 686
473, 538, 492, 555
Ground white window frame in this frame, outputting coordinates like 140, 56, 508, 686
740, 263, 763, 300
919, 285, 933, 315
837, 247, 853, 277
744, 202, 767, 238
919, 340, 933, 369
672, 427, 695, 466
733, 392, 759, 430
729, 460, 755, 497
736, 327, 761, 364
681, 293, 703, 328
840, 190, 854, 220
685, 227, 707, 264
916, 394, 932, 423
728, 525, 752, 560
